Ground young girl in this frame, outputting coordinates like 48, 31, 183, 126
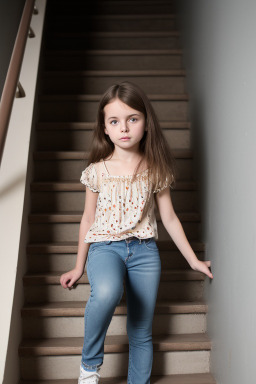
60, 81, 213, 384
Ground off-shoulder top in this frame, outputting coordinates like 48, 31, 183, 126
80, 159, 171, 243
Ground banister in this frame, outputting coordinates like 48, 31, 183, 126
0, 0, 36, 166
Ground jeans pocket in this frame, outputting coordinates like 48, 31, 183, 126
143, 237, 158, 251
88, 240, 112, 256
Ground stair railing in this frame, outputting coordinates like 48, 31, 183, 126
0, 0, 36, 166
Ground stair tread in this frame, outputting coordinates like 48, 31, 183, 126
30, 180, 197, 192
26, 240, 205, 254
45, 49, 183, 56
22, 300, 208, 317
39, 94, 189, 101
19, 333, 212, 356
43, 69, 186, 76
53, 31, 181, 38
23, 269, 205, 286
28, 211, 200, 223
20, 373, 216, 384
33, 148, 192, 160
50, 13, 177, 20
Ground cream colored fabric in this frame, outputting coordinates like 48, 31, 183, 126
80, 160, 170, 243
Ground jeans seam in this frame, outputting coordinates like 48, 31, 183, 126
128, 343, 133, 384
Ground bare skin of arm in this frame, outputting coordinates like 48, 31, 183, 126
60, 187, 99, 289
155, 188, 213, 279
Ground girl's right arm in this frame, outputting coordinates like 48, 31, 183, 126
60, 186, 98, 289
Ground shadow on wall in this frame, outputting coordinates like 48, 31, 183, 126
0, 0, 26, 99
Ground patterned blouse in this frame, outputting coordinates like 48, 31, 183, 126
80, 160, 170, 243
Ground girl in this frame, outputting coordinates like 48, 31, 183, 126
60, 81, 213, 384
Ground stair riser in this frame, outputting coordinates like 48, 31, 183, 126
30, 190, 198, 214
26, 251, 204, 273
20, 351, 210, 379
39, 101, 188, 122
47, 36, 180, 50
24, 281, 204, 303
47, 18, 177, 33
47, 5, 176, 17
32, 158, 193, 181
41, 76, 186, 94
22, 314, 206, 338
45, 54, 182, 71
28, 221, 200, 242
35, 129, 191, 151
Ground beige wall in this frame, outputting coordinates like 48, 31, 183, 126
175, 0, 256, 382
0, 1, 47, 383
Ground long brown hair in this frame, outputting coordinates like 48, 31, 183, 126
85, 81, 177, 192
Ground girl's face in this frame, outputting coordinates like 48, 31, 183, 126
103, 98, 146, 152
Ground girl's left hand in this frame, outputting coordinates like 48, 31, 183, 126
191, 260, 213, 279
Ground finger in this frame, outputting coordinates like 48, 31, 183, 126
205, 260, 211, 267
68, 277, 76, 288
207, 269, 213, 279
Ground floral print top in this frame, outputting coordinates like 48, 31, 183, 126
80, 160, 170, 243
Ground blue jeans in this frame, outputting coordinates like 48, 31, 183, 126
81, 237, 161, 384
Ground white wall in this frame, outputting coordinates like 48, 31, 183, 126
175, 0, 256, 383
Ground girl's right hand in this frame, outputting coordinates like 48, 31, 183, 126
191, 259, 213, 279
60, 267, 84, 289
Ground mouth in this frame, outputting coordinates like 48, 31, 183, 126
120, 137, 131, 140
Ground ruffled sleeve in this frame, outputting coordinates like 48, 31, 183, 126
80, 163, 100, 192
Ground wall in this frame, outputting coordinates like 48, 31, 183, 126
174, 0, 256, 383
0, 1, 47, 383
0, 0, 26, 99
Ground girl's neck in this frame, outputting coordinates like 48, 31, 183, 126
103, 155, 147, 176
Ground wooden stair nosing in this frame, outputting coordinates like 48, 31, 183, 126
36, 121, 191, 131
19, 333, 212, 356
52, 31, 181, 38
23, 269, 205, 286
30, 180, 197, 192
20, 373, 216, 384
48, 0, 177, 7
48, 13, 177, 21
42, 69, 186, 77
21, 300, 208, 317
28, 211, 200, 224
45, 49, 183, 56
26, 240, 205, 254
33, 148, 192, 161
39, 94, 189, 102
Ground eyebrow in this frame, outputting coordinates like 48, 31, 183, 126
107, 114, 140, 121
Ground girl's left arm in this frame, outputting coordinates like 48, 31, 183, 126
155, 188, 213, 279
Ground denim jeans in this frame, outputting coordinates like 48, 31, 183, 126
81, 237, 161, 384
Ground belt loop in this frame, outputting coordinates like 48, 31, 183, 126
139, 238, 142, 244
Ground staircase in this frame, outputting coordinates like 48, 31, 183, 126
19, 0, 216, 383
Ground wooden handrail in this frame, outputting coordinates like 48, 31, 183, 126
0, 0, 35, 166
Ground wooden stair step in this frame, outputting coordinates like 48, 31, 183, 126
26, 240, 205, 254
19, 333, 211, 356
20, 373, 216, 384
21, 300, 208, 317
52, 31, 181, 38
28, 211, 200, 224
39, 94, 189, 101
23, 270, 205, 286
33, 148, 192, 159
45, 49, 183, 56
30, 180, 197, 192
49, 13, 177, 21
42, 69, 186, 77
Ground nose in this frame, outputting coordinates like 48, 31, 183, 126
120, 121, 129, 132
